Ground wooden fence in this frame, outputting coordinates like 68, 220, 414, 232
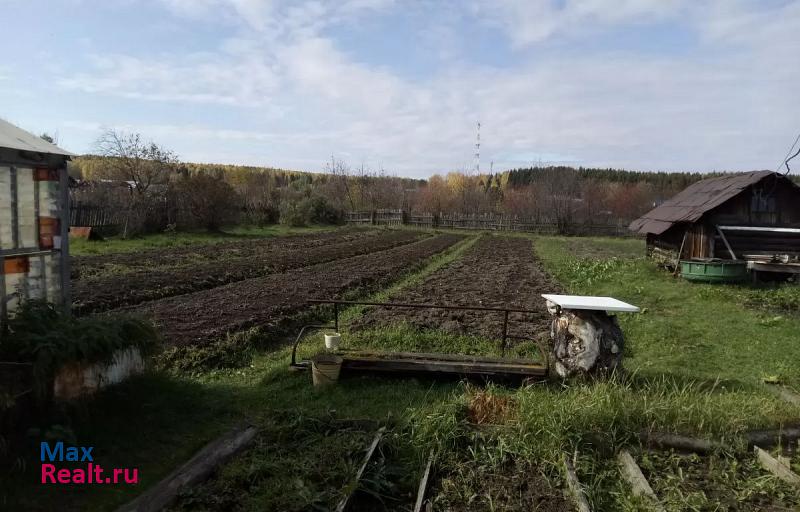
346, 210, 636, 237
69, 203, 123, 227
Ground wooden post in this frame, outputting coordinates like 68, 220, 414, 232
715, 225, 737, 260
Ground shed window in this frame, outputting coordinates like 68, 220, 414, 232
751, 188, 776, 213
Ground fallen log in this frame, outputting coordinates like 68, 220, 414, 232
745, 427, 800, 448
117, 423, 257, 512
639, 432, 726, 454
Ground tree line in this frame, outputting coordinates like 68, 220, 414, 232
68, 129, 753, 236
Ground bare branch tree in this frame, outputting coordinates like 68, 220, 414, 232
93, 129, 178, 195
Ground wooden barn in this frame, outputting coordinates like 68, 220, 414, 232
629, 171, 800, 277
0, 119, 72, 322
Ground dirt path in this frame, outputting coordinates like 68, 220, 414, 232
73, 230, 424, 314
129, 234, 464, 347
355, 235, 562, 343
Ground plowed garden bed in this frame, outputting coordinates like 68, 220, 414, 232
355, 235, 562, 343
71, 228, 377, 278
73, 230, 423, 314
130, 234, 463, 347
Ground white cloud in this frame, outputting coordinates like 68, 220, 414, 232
473, 0, 687, 47
51, 0, 800, 176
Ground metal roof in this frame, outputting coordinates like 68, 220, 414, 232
541, 294, 640, 312
629, 170, 795, 235
0, 118, 72, 156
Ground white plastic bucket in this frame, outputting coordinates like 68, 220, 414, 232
324, 332, 341, 350
311, 354, 343, 387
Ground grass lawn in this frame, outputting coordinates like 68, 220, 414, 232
69, 224, 338, 256
6, 234, 800, 511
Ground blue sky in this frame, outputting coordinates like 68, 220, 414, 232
1, 0, 798, 178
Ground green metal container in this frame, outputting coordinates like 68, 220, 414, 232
680, 259, 748, 283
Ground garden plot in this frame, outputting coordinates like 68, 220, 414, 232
354, 235, 562, 347
72, 230, 423, 314
71, 228, 377, 278
130, 234, 464, 347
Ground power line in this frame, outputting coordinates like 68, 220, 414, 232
775, 131, 800, 175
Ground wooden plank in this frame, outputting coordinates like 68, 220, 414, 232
336, 427, 386, 512
341, 358, 546, 377
413, 451, 435, 512
617, 450, 665, 512
639, 432, 724, 454
117, 424, 257, 512
715, 225, 737, 259
754, 446, 800, 486
563, 453, 591, 512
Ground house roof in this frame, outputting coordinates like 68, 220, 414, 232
0, 118, 72, 156
629, 170, 794, 235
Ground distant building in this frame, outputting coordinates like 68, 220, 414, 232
0, 119, 72, 321
629, 171, 800, 274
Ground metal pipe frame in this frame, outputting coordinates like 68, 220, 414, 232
301, 299, 545, 360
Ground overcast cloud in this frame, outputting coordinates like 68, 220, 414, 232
1, 0, 798, 177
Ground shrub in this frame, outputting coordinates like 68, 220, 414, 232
171, 174, 241, 231
0, 301, 159, 401
279, 197, 312, 227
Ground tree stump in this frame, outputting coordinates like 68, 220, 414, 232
547, 301, 624, 378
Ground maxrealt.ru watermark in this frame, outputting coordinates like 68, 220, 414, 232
40, 442, 138, 485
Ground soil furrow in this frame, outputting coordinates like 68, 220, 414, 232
130, 234, 464, 347
355, 235, 563, 343
73, 230, 424, 314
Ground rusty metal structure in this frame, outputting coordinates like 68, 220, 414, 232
291, 299, 549, 382
0, 119, 72, 323
630, 171, 800, 277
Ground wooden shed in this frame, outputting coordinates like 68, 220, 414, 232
0, 119, 71, 322
629, 171, 800, 276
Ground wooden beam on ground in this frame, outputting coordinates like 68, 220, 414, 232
116, 424, 257, 512
562, 453, 591, 512
617, 450, 666, 512
413, 450, 435, 512
767, 384, 800, 407
745, 427, 800, 449
754, 446, 800, 486
639, 432, 725, 454
336, 426, 386, 512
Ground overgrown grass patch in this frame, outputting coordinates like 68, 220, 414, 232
535, 236, 800, 388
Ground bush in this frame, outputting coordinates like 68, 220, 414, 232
279, 197, 312, 227
172, 174, 241, 231
309, 196, 342, 224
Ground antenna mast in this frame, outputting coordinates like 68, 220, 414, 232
474, 121, 481, 174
